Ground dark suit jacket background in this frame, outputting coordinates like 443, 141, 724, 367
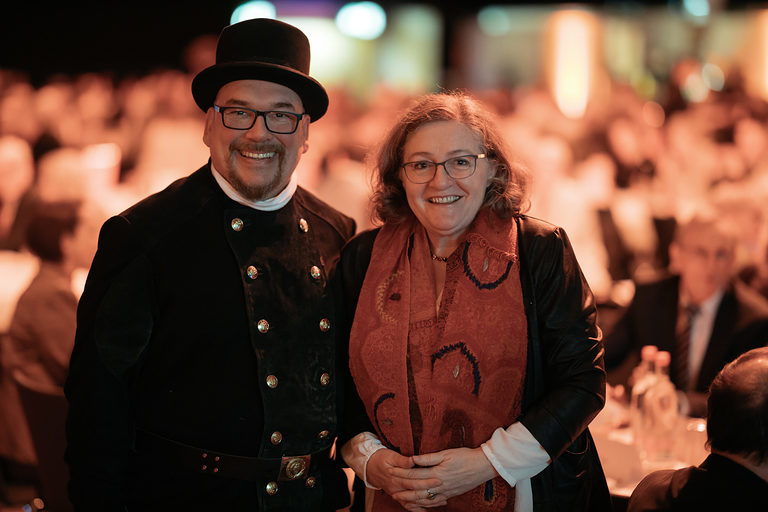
604, 274, 768, 394
627, 453, 768, 511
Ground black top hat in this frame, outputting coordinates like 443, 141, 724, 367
191, 18, 328, 122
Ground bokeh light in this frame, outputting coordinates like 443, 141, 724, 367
478, 6, 512, 37
336, 2, 387, 40
683, 0, 710, 18
702, 63, 725, 91
231, 1, 276, 24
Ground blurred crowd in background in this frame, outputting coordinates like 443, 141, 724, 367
2, 30, 767, 305
3, 4, 768, 507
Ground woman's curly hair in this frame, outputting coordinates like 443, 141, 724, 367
369, 90, 530, 225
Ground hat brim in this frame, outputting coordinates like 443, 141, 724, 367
191, 62, 329, 122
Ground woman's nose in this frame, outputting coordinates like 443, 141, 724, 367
429, 163, 454, 186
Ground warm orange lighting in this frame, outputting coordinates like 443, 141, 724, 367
763, 11, 768, 99
545, 10, 601, 119
742, 9, 768, 102
641, 101, 665, 128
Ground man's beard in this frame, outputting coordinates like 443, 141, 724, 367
228, 143, 289, 201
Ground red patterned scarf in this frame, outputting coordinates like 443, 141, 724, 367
349, 210, 528, 511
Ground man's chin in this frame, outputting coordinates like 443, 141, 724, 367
232, 176, 287, 202
237, 183, 277, 201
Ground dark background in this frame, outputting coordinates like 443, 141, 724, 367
0, 1, 763, 86
0, 2, 233, 85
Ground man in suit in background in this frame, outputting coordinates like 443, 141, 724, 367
604, 209, 768, 417
627, 346, 768, 511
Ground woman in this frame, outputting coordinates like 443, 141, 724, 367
339, 92, 611, 512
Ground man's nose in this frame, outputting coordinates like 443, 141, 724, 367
244, 114, 271, 139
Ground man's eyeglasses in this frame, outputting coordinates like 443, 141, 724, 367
213, 105, 305, 134
402, 154, 486, 184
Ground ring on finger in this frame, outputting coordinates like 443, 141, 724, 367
426, 489, 437, 500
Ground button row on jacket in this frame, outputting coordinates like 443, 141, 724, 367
232, 216, 323, 292
256, 318, 330, 334
233, 217, 311, 234
246, 264, 323, 281
265, 476, 316, 497
265, 371, 331, 390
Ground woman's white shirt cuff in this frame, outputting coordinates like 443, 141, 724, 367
480, 422, 550, 487
340, 431, 386, 489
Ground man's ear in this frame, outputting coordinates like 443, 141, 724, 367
202, 108, 215, 148
301, 116, 310, 154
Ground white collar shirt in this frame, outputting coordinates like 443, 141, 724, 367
686, 288, 724, 388
210, 163, 297, 211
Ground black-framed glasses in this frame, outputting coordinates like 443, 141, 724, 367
213, 105, 305, 134
402, 154, 486, 184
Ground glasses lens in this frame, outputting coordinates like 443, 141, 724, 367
404, 161, 436, 183
222, 108, 256, 129
445, 155, 476, 178
265, 111, 299, 134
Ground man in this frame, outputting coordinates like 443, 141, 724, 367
627, 346, 768, 511
0, 199, 97, 484
604, 210, 768, 417
9, 199, 100, 388
65, 19, 355, 511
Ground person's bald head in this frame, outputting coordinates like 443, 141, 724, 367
707, 347, 768, 465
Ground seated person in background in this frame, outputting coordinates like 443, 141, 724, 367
627, 347, 768, 511
0, 135, 36, 251
0, 199, 97, 477
7, 199, 98, 387
603, 209, 768, 417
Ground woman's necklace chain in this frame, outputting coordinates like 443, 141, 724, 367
430, 249, 448, 262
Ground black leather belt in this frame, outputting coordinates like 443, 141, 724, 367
135, 429, 328, 482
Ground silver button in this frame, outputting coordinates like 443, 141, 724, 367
246, 265, 258, 279
317, 429, 330, 439
231, 218, 244, 231
320, 372, 331, 386
298, 218, 309, 233
305, 476, 316, 487
319, 318, 331, 332
310, 266, 322, 280
257, 319, 269, 333
266, 481, 278, 495
266, 375, 278, 388
270, 431, 282, 445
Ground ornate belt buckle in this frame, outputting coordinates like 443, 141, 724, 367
279, 455, 311, 480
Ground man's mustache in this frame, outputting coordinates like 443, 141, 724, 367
232, 142, 284, 155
